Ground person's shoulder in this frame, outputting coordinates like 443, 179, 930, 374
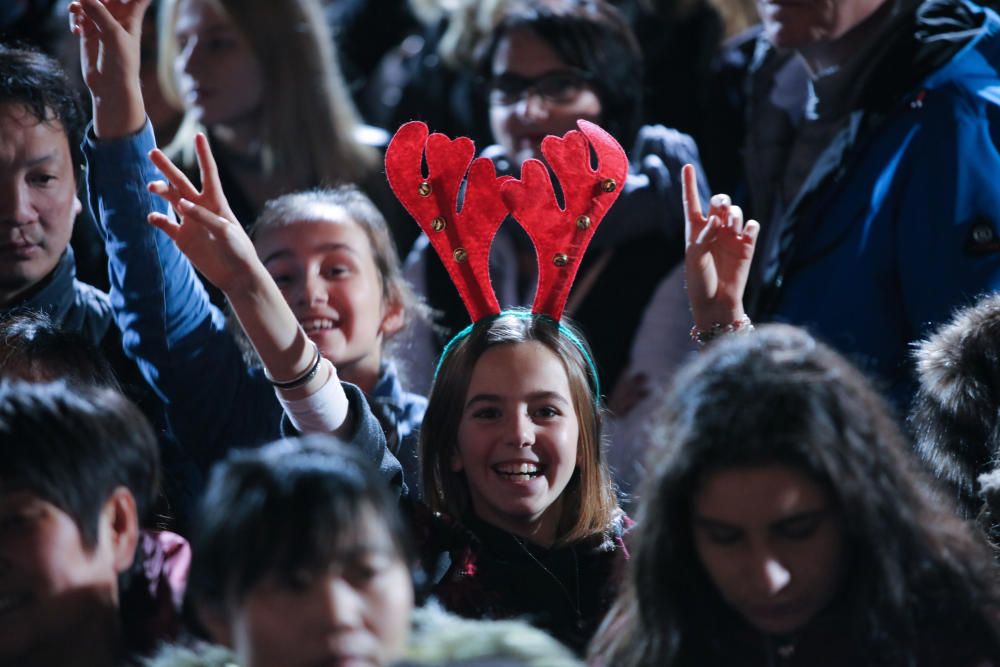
72, 278, 111, 305
70, 279, 115, 340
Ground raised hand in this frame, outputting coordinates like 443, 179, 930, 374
682, 163, 760, 330
69, 0, 151, 138
147, 133, 259, 294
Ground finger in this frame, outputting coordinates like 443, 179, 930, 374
79, 0, 121, 34
193, 133, 225, 200
729, 205, 744, 235
707, 194, 731, 230
682, 164, 706, 243
69, 5, 101, 62
148, 148, 200, 201
147, 211, 181, 238
69, 5, 98, 38
742, 219, 761, 245
696, 215, 722, 247
148, 180, 183, 208
88, 0, 150, 33
177, 198, 233, 235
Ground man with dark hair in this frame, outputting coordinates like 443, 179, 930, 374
742, 0, 1000, 401
0, 44, 118, 354
0, 380, 187, 666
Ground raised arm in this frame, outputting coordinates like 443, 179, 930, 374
145, 136, 351, 433
70, 0, 147, 139
682, 163, 760, 342
73, 0, 294, 460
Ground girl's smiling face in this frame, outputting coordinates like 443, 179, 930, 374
253, 208, 403, 393
453, 341, 580, 546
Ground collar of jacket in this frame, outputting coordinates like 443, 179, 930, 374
10, 246, 75, 315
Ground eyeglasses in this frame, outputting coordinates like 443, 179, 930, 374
487, 69, 594, 107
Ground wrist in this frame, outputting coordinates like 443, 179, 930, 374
690, 314, 754, 347
92, 87, 146, 139
692, 303, 746, 331
219, 257, 271, 297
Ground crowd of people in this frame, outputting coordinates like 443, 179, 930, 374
3, 0, 1000, 665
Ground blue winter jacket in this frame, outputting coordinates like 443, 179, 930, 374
747, 0, 1000, 402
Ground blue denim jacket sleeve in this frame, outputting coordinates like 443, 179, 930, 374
83, 121, 283, 465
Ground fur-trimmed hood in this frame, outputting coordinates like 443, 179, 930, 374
910, 292, 1000, 519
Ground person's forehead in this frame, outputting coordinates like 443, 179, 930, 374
0, 101, 65, 132
333, 509, 400, 556
0, 102, 71, 164
492, 26, 568, 76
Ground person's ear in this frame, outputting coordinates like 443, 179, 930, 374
73, 195, 83, 218
379, 296, 406, 339
102, 486, 140, 574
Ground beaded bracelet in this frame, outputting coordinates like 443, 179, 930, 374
689, 315, 755, 347
265, 341, 323, 390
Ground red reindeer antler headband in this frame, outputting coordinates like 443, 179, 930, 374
385, 119, 627, 323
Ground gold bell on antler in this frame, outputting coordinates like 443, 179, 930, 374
553, 253, 569, 267
418, 181, 432, 197
431, 217, 447, 232
600, 178, 617, 193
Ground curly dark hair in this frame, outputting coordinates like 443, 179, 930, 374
0, 43, 85, 179
591, 324, 1000, 666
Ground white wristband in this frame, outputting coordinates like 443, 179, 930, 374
275, 358, 350, 433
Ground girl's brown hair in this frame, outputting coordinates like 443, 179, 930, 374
419, 310, 619, 546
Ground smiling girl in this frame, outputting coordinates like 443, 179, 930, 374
416, 310, 624, 652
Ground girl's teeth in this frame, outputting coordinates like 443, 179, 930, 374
494, 463, 542, 479
303, 318, 335, 331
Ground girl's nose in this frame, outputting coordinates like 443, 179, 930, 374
505, 411, 535, 448
301, 274, 328, 307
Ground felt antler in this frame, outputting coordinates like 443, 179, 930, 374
385, 121, 510, 322
500, 120, 628, 321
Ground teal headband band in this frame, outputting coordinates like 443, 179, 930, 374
433, 310, 602, 401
